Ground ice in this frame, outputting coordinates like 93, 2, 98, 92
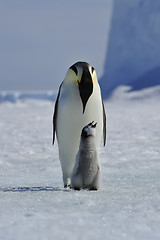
0, 88, 160, 240
100, 0, 160, 96
0, 91, 56, 103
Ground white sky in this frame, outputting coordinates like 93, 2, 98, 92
0, 0, 113, 91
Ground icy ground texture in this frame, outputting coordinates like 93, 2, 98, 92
0, 87, 160, 240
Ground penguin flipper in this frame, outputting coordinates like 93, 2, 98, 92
52, 82, 63, 145
102, 100, 107, 146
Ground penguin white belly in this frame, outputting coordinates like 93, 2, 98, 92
56, 84, 103, 186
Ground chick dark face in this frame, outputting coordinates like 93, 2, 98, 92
70, 62, 94, 113
81, 121, 97, 138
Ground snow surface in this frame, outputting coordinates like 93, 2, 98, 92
0, 87, 160, 240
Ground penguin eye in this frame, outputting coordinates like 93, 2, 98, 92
70, 65, 78, 76
91, 66, 95, 74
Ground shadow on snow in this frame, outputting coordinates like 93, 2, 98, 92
0, 186, 70, 192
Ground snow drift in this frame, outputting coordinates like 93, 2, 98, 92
0, 91, 56, 103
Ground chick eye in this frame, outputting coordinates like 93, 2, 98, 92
91, 66, 95, 74
70, 65, 78, 75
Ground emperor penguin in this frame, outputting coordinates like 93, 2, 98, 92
53, 61, 106, 187
71, 121, 101, 190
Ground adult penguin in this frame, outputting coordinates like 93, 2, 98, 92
53, 61, 106, 187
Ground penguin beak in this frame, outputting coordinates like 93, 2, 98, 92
88, 121, 97, 128
78, 69, 93, 113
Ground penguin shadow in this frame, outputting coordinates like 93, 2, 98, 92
0, 186, 70, 193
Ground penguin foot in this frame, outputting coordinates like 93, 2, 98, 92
73, 187, 81, 191
89, 187, 98, 191
64, 184, 71, 188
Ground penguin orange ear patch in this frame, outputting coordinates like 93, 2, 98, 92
77, 79, 81, 84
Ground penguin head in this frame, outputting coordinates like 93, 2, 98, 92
68, 61, 97, 113
81, 121, 97, 138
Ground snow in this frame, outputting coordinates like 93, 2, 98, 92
0, 91, 56, 103
0, 87, 160, 240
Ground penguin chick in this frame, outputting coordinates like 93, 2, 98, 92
71, 121, 101, 191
